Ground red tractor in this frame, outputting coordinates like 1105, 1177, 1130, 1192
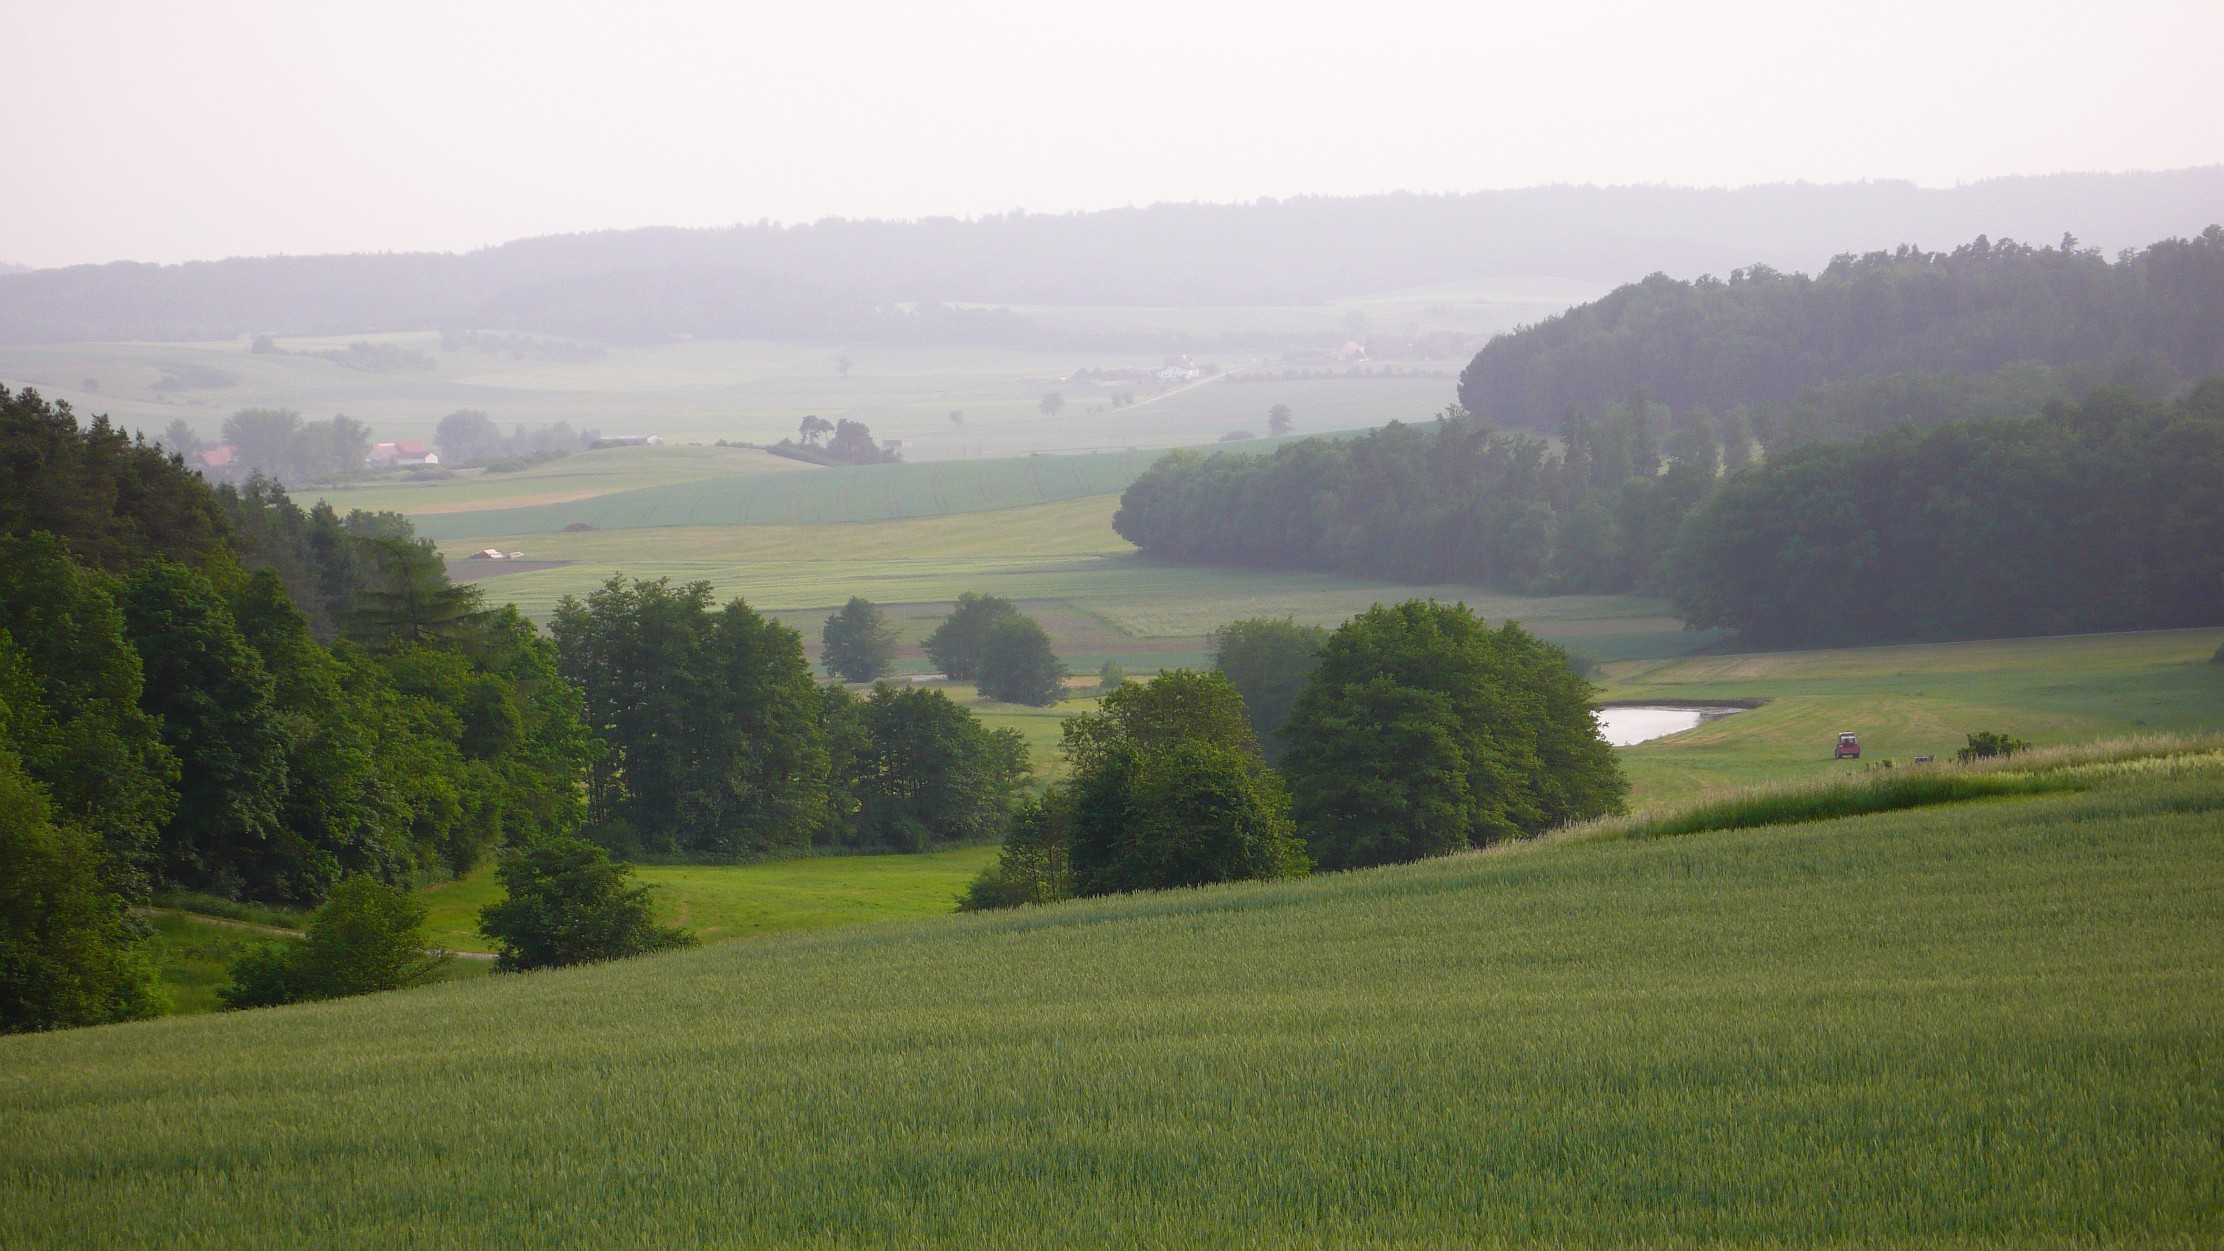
1835, 732, 1861, 760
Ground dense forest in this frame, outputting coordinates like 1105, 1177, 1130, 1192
1459, 228, 2224, 428
0, 387, 1043, 1030
5, 170, 2220, 343
1114, 383, 2224, 646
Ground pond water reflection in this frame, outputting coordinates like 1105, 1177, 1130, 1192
1597, 705, 1748, 747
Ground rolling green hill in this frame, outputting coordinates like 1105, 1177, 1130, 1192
7, 752, 2219, 1248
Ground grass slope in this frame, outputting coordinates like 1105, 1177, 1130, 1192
1604, 627, 2224, 806
414, 845, 1001, 954
7, 763, 2219, 1247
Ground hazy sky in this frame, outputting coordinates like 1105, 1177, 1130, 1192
5, 0, 2221, 268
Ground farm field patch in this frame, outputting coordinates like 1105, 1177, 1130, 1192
1602, 627, 2224, 805
8, 761, 2219, 1247
0, 328, 1480, 460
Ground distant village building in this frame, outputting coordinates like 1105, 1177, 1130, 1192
1338, 340, 1369, 361
367, 440, 439, 466
1156, 354, 1202, 383
189, 444, 237, 473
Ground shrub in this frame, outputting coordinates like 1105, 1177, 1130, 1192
1958, 730, 2033, 763
1071, 742, 1308, 895
477, 837, 693, 972
958, 797, 1073, 911
220, 875, 441, 1009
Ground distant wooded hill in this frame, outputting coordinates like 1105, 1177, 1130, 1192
1458, 226, 2224, 427
3, 169, 2221, 344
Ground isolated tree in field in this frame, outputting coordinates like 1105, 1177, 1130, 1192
825, 418, 896, 464
0, 721, 157, 1033
1209, 616, 1327, 763
798, 415, 834, 447
435, 409, 503, 463
922, 592, 1023, 680
975, 615, 1068, 706
1268, 404, 1293, 437
1095, 660, 1127, 695
820, 597, 900, 682
220, 874, 443, 1008
948, 410, 965, 426
1038, 392, 1065, 419
477, 836, 693, 971
1280, 601, 1625, 869
836, 354, 852, 378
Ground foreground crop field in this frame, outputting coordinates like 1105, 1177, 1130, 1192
1604, 627, 2224, 806
7, 760, 2219, 1248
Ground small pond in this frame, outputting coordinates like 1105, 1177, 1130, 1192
1597, 705, 1749, 747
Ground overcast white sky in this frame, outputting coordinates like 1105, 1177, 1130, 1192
4, 0, 2221, 268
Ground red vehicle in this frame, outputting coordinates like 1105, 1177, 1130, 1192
1835, 732, 1861, 759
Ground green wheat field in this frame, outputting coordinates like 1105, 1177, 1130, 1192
6, 753, 2220, 1248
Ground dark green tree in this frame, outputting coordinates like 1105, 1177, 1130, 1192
0, 711, 159, 1033
0, 535, 177, 896
957, 794, 1073, 911
219, 874, 443, 1009
821, 596, 900, 682
477, 836, 693, 971
121, 559, 294, 899
1281, 602, 1625, 869
552, 576, 829, 855
1061, 670, 1306, 895
0, 385, 227, 573
349, 537, 483, 647
827, 684, 1029, 851
922, 592, 1021, 680
1208, 617, 1328, 762
434, 409, 503, 463
975, 615, 1068, 706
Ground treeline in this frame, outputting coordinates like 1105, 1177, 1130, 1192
1670, 382, 2224, 645
1, 385, 594, 1029
9, 172, 2222, 342
1114, 383, 2224, 645
964, 602, 1624, 908
551, 578, 1032, 858
1459, 228, 2224, 428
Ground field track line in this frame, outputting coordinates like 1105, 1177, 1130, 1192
136, 907, 499, 960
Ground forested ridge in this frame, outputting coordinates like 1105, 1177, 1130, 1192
6, 171, 2220, 343
1459, 228, 2224, 428
1114, 382, 2224, 646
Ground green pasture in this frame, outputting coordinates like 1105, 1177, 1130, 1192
1603, 627, 2224, 806
0, 327, 1474, 461
414, 844, 1002, 955
8, 757, 2219, 1247
413, 448, 1167, 539
139, 912, 489, 1016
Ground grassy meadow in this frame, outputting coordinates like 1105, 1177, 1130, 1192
412, 844, 1002, 955
1603, 627, 2224, 806
8, 752, 2219, 1247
